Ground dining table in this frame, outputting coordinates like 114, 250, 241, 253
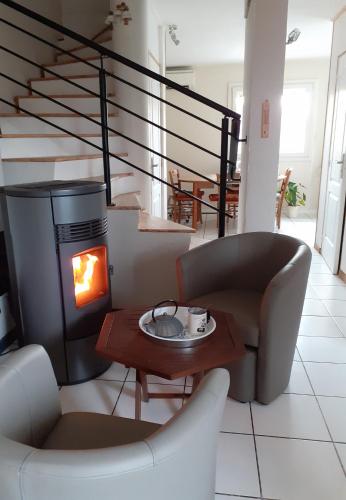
180, 173, 217, 229
180, 172, 241, 229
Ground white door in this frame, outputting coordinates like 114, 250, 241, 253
322, 53, 346, 273
148, 55, 162, 217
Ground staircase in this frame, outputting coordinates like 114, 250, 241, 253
0, 30, 195, 306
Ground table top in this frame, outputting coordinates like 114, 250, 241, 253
96, 307, 246, 379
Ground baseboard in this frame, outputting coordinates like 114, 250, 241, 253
339, 270, 346, 284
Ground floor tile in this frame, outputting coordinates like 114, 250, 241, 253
305, 285, 319, 299
257, 436, 346, 500
323, 299, 346, 317
334, 316, 346, 336
310, 262, 332, 274
216, 433, 260, 498
284, 361, 313, 394
336, 443, 346, 471
313, 285, 346, 300
252, 394, 329, 440
317, 396, 346, 442
302, 299, 329, 316
299, 315, 343, 337
221, 398, 252, 434
309, 274, 345, 286
114, 382, 183, 423
297, 337, 346, 363
96, 362, 128, 381
60, 379, 122, 415
305, 362, 346, 397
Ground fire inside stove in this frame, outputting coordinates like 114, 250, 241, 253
72, 246, 108, 308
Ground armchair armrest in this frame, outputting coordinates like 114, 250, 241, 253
258, 245, 311, 403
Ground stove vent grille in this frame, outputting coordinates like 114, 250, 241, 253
56, 217, 108, 243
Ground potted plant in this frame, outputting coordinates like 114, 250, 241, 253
285, 181, 306, 218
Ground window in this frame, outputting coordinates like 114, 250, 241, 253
228, 82, 314, 159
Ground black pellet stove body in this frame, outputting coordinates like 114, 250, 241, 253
0, 180, 111, 384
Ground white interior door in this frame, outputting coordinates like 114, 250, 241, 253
322, 53, 346, 273
148, 55, 162, 217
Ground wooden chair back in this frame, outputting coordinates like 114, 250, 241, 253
276, 168, 292, 229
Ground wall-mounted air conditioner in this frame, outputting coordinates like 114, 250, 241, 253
166, 66, 195, 90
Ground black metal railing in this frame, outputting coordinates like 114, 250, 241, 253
0, 0, 243, 237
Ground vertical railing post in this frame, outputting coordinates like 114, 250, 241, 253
218, 116, 229, 238
99, 55, 112, 206
229, 118, 240, 180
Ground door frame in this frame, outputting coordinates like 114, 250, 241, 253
148, 49, 167, 218
320, 50, 346, 272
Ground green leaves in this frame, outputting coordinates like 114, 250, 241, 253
285, 181, 306, 207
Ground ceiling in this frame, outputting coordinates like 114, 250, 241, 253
152, 0, 345, 66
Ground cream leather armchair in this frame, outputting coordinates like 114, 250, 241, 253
0, 345, 229, 500
177, 232, 311, 404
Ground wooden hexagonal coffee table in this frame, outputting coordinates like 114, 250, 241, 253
96, 307, 245, 419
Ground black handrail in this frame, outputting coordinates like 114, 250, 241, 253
0, 17, 238, 141
0, 0, 242, 236
0, 95, 233, 219
0, 69, 233, 191
0, 0, 240, 119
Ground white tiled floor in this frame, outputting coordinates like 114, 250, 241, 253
1, 216, 346, 499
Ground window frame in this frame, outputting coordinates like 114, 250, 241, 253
227, 80, 316, 161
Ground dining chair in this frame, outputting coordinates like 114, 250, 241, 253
0, 345, 229, 500
276, 168, 292, 229
168, 168, 203, 224
209, 174, 240, 221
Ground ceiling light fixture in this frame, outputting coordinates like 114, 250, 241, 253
168, 25, 180, 46
286, 28, 301, 45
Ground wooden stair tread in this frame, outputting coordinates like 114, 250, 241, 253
79, 174, 133, 182
138, 212, 196, 233
2, 153, 128, 163
109, 192, 142, 210
15, 94, 115, 100
44, 55, 104, 68
28, 74, 98, 83
56, 36, 112, 57
0, 133, 118, 138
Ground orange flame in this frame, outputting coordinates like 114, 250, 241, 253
72, 253, 99, 297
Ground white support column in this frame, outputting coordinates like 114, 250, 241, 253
238, 0, 288, 233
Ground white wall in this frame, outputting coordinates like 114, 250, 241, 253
0, 0, 63, 200
166, 58, 329, 214
0, 0, 62, 114
316, 11, 346, 275
111, 0, 164, 211
60, 0, 109, 42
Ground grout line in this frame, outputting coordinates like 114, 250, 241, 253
220, 429, 346, 444
214, 493, 280, 500
110, 368, 130, 415
249, 402, 263, 498
330, 317, 346, 339
300, 360, 346, 477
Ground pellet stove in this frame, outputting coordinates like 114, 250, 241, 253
0, 180, 112, 384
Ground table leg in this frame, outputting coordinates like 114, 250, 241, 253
135, 369, 142, 420
139, 370, 149, 402
192, 371, 205, 393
